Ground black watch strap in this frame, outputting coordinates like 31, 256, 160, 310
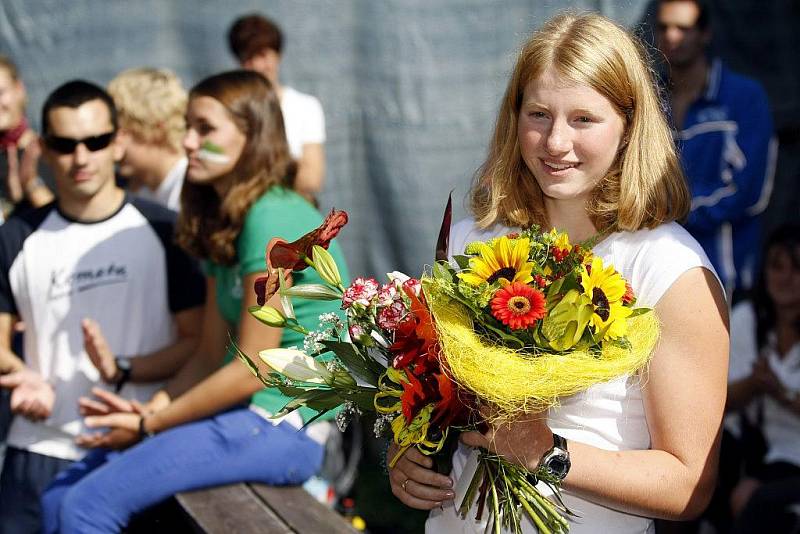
114, 357, 132, 393
553, 433, 568, 451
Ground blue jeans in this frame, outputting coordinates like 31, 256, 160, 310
41, 407, 324, 534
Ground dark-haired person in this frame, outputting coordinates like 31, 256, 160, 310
0, 80, 205, 533
655, 0, 777, 300
724, 224, 800, 533
228, 13, 326, 198
0, 55, 54, 220
39, 70, 349, 533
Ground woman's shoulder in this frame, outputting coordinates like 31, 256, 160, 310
603, 222, 721, 306
245, 187, 321, 228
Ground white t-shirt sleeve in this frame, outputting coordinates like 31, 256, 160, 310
280, 87, 326, 159
605, 222, 721, 308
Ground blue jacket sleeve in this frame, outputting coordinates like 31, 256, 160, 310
686, 83, 776, 231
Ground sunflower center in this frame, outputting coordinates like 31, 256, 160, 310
592, 287, 610, 321
507, 296, 531, 315
487, 267, 517, 284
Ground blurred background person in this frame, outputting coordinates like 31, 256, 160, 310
108, 67, 188, 212
0, 55, 54, 221
724, 223, 800, 533
228, 13, 326, 199
655, 0, 777, 301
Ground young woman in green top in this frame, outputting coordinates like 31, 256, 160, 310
40, 70, 349, 533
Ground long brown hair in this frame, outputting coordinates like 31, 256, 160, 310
471, 12, 689, 232
176, 70, 296, 265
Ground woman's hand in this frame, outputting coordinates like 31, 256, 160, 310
460, 409, 553, 472
750, 357, 787, 401
388, 442, 454, 510
76, 388, 156, 450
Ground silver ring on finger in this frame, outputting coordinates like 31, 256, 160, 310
401, 478, 410, 492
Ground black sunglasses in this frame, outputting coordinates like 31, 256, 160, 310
44, 132, 115, 154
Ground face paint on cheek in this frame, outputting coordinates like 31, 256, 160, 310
198, 140, 231, 164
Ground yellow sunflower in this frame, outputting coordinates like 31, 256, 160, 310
458, 236, 534, 287
580, 257, 632, 340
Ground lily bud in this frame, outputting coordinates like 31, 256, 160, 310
249, 305, 287, 328
312, 245, 342, 287
282, 284, 342, 301
258, 348, 333, 384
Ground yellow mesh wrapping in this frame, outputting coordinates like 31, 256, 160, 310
425, 282, 660, 418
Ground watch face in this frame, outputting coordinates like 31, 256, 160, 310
116, 357, 132, 371
543, 450, 570, 479
548, 454, 570, 478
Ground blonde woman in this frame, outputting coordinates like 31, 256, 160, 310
389, 12, 729, 533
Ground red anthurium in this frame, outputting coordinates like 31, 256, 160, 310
268, 209, 349, 271
253, 270, 292, 306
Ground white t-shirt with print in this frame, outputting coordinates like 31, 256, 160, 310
426, 219, 717, 534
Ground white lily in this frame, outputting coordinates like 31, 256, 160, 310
387, 271, 411, 284
258, 348, 332, 384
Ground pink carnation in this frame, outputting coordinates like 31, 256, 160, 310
377, 300, 407, 330
402, 278, 421, 296
348, 323, 368, 342
376, 283, 398, 307
342, 277, 379, 309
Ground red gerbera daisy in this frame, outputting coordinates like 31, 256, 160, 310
490, 282, 546, 330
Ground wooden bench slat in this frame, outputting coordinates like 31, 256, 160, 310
176, 483, 292, 534
250, 484, 358, 534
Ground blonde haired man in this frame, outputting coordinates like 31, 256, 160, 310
108, 68, 187, 211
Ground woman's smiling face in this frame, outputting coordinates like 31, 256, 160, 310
517, 65, 626, 207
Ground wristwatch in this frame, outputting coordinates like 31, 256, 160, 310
114, 356, 132, 393
536, 433, 571, 482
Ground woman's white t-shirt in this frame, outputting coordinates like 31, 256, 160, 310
426, 219, 717, 534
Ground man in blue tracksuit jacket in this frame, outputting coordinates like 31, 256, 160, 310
656, 0, 777, 299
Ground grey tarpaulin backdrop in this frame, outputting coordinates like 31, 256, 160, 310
2, 0, 797, 281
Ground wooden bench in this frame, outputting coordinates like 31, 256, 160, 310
175, 483, 358, 533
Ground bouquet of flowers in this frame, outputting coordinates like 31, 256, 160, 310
238, 204, 659, 534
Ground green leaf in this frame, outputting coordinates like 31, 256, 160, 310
452, 255, 470, 269
432, 261, 454, 282
275, 389, 343, 417
627, 307, 651, 318
320, 340, 381, 386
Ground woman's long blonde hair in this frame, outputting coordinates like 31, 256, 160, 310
471, 12, 689, 232
176, 70, 296, 266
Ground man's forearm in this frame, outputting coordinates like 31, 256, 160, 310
130, 335, 201, 383
0, 347, 25, 374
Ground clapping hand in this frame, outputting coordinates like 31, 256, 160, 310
76, 387, 146, 450
82, 318, 119, 384
0, 367, 55, 421
751, 356, 787, 402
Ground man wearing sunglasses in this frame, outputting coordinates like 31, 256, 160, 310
0, 80, 205, 533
